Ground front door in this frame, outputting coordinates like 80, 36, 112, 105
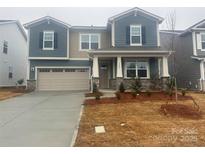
99, 63, 109, 89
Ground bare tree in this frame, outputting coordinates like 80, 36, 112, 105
166, 10, 178, 103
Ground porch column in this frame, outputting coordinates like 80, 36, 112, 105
92, 56, 99, 90
161, 56, 170, 91
116, 56, 123, 78
200, 60, 205, 91
93, 56, 99, 78
162, 56, 169, 77
116, 56, 123, 90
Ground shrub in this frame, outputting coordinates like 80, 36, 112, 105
181, 88, 187, 96
131, 92, 137, 98
130, 78, 142, 94
119, 82, 125, 93
146, 90, 151, 97
95, 92, 101, 100
93, 82, 98, 93
115, 91, 121, 100
17, 79, 24, 85
165, 77, 175, 97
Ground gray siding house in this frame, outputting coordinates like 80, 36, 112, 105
25, 7, 171, 91
161, 19, 205, 91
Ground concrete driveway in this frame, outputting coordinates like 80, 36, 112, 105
0, 91, 84, 147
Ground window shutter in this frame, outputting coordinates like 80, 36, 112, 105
54, 32, 58, 49
142, 26, 146, 44
196, 33, 202, 50
126, 26, 130, 45
39, 32, 43, 49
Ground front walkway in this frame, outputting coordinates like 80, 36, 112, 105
0, 91, 84, 147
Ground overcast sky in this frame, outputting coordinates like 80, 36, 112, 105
1, 7, 205, 30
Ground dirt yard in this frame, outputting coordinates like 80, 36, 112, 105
75, 92, 205, 147
0, 87, 26, 101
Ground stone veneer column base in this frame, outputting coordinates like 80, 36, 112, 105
92, 78, 100, 89
161, 77, 169, 91
199, 79, 205, 91
116, 77, 123, 90
27, 80, 36, 91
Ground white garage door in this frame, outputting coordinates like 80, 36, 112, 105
37, 68, 90, 91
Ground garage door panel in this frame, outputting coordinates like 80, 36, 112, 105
37, 68, 89, 91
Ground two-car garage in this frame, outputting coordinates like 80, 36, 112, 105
37, 68, 90, 91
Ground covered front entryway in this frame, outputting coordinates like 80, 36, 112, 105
89, 50, 171, 90
37, 68, 90, 91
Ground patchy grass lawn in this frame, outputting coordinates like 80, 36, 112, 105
0, 87, 26, 101
75, 92, 205, 147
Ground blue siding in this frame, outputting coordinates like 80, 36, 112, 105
29, 21, 68, 57
30, 60, 91, 80
114, 12, 158, 47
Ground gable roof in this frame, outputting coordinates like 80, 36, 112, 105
24, 16, 71, 29
108, 7, 164, 23
0, 20, 27, 40
180, 19, 205, 36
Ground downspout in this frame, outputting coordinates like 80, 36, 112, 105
200, 60, 205, 91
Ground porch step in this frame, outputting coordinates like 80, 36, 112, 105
99, 89, 116, 93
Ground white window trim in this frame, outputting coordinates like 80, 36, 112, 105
201, 32, 205, 51
130, 25, 142, 46
124, 60, 150, 79
79, 33, 101, 51
43, 31, 54, 50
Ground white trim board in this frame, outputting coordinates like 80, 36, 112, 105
28, 57, 89, 60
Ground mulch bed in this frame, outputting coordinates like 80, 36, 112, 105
160, 104, 202, 119
84, 92, 193, 105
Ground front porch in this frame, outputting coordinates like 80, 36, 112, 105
91, 54, 170, 91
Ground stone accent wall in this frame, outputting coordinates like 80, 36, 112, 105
198, 79, 205, 91
109, 79, 117, 90
27, 80, 36, 91
109, 78, 164, 91
161, 77, 169, 91
93, 78, 100, 88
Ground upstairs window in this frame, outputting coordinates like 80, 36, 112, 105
201, 33, 205, 50
80, 34, 100, 50
130, 25, 142, 46
3, 40, 8, 54
43, 31, 54, 50
81, 34, 89, 50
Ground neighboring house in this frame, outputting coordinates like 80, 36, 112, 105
161, 20, 205, 91
0, 20, 27, 87
25, 7, 171, 91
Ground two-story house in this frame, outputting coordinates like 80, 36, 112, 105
161, 19, 205, 91
0, 20, 27, 87
25, 7, 171, 91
